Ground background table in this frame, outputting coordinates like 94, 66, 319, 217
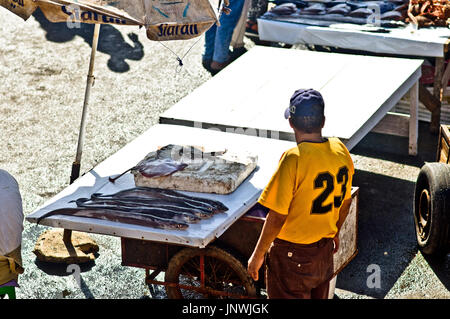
160, 46, 422, 155
257, 18, 450, 131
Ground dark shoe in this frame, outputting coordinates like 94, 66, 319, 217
210, 60, 229, 75
202, 59, 213, 73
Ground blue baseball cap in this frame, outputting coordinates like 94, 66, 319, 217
284, 89, 325, 119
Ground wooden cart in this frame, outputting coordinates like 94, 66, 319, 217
27, 124, 360, 299
121, 188, 359, 299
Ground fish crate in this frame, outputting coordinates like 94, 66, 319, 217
437, 124, 450, 164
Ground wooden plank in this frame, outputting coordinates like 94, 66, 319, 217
371, 112, 410, 137
437, 124, 450, 164
332, 187, 359, 277
409, 81, 419, 156
419, 83, 441, 113
431, 57, 445, 133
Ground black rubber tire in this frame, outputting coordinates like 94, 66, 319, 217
413, 162, 450, 255
165, 246, 256, 299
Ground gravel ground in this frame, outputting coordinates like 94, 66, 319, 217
0, 8, 449, 300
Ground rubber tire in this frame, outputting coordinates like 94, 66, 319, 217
413, 162, 450, 255
165, 246, 256, 299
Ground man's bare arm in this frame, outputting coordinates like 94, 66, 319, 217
247, 210, 287, 281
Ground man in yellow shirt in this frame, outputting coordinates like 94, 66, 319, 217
247, 89, 354, 299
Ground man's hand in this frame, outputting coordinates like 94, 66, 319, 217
247, 252, 264, 281
246, 210, 287, 281
333, 235, 339, 254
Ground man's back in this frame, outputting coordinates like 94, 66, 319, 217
258, 137, 354, 244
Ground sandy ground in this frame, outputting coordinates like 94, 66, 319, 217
0, 8, 449, 299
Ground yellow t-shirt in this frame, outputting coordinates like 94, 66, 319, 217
258, 137, 354, 244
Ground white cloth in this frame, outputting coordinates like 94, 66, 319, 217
0, 170, 24, 256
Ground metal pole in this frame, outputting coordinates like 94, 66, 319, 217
70, 23, 101, 185
67, 23, 101, 244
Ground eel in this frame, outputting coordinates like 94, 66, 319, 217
92, 187, 229, 214
91, 193, 217, 215
138, 187, 229, 213
74, 198, 203, 223
76, 197, 212, 219
36, 207, 189, 230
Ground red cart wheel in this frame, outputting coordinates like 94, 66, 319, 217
164, 246, 256, 299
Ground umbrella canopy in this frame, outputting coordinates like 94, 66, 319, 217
0, 0, 218, 41
1, 0, 220, 184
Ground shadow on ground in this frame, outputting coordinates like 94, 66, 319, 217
336, 169, 418, 298
34, 259, 96, 298
336, 121, 448, 298
32, 8, 144, 73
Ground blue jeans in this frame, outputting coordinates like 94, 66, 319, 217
203, 0, 245, 64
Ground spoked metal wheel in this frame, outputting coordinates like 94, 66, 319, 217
413, 163, 450, 255
164, 246, 256, 299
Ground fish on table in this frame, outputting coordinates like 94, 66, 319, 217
37, 207, 189, 230
37, 187, 229, 231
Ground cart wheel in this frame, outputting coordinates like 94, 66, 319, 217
164, 246, 256, 299
414, 162, 450, 255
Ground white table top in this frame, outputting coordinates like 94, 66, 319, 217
160, 46, 422, 150
26, 124, 296, 248
257, 18, 450, 58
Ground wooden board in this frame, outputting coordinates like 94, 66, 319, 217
333, 187, 358, 276
437, 124, 450, 164
160, 46, 422, 154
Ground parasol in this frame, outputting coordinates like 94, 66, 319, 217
0, 0, 218, 183
0, 0, 218, 255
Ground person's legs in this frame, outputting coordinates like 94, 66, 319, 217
265, 238, 334, 299
311, 239, 334, 299
211, 0, 245, 65
202, 24, 217, 65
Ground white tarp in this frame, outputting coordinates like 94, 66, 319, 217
0, 169, 24, 255
257, 18, 450, 57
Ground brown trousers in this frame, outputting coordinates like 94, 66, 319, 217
265, 238, 334, 299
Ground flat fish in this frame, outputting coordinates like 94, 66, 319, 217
135, 158, 188, 178
37, 208, 189, 230
381, 10, 403, 21
327, 3, 351, 15
270, 3, 297, 15
348, 8, 373, 18
301, 3, 327, 14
